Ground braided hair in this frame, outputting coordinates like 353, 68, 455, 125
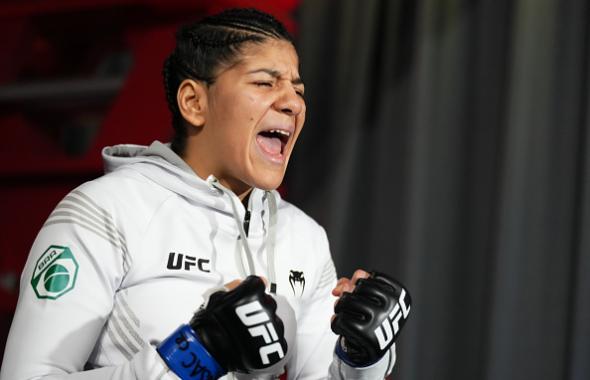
162, 8, 294, 155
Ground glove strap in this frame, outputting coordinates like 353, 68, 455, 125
157, 324, 227, 380
335, 337, 381, 368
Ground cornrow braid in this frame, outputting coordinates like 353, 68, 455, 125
202, 8, 289, 39
188, 32, 262, 49
162, 8, 294, 155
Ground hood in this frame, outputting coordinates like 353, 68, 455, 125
101, 141, 279, 222
102, 140, 282, 293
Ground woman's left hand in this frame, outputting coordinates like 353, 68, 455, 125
331, 269, 370, 297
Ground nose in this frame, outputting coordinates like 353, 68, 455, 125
273, 85, 304, 117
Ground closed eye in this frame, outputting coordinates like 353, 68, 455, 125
254, 81, 273, 87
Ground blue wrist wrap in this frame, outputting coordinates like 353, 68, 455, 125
157, 324, 226, 380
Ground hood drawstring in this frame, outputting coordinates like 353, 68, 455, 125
207, 176, 278, 294
266, 191, 278, 294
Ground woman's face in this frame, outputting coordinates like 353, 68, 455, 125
201, 38, 306, 195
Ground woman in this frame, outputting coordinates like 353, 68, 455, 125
1, 8, 409, 379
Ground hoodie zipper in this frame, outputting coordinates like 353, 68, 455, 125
243, 210, 251, 237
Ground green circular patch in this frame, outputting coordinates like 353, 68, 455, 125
43, 264, 70, 293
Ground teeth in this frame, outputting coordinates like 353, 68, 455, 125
269, 129, 291, 137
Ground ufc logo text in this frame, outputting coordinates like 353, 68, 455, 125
167, 252, 210, 273
235, 300, 285, 365
374, 288, 411, 349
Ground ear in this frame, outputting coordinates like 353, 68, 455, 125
177, 79, 208, 128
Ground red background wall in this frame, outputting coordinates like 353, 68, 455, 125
0, 0, 299, 362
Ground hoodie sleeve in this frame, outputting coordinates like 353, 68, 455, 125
292, 227, 396, 379
0, 187, 178, 380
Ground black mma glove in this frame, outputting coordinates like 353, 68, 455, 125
157, 276, 288, 379
331, 271, 412, 367
190, 275, 288, 371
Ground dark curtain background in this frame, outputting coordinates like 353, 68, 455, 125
289, 0, 590, 379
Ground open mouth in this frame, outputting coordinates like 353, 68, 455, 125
256, 129, 291, 160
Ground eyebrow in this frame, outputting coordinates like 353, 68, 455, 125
247, 68, 304, 86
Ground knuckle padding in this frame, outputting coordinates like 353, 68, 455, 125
334, 295, 376, 332
354, 280, 393, 306
333, 292, 353, 313
332, 312, 366, 337
335, 293, 374, 318
371, 271, 403, 294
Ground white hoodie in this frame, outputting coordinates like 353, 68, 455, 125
0, 141, 395, 379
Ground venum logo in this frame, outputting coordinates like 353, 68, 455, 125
374, 288, 411, 349
288, 270, 305, 297
167, 252, 210, 273
235, 300, 285, 365
31, 245, 79, 300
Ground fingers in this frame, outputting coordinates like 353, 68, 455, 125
332, 278, 352, 296
224, 279, 242, 291
351, 269, 370, 285
331, 269, 370, 297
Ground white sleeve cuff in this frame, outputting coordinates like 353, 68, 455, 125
131, 345, 181, 380
329, 343, 396, 380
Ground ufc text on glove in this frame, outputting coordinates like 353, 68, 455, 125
331, 271, 412, 367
